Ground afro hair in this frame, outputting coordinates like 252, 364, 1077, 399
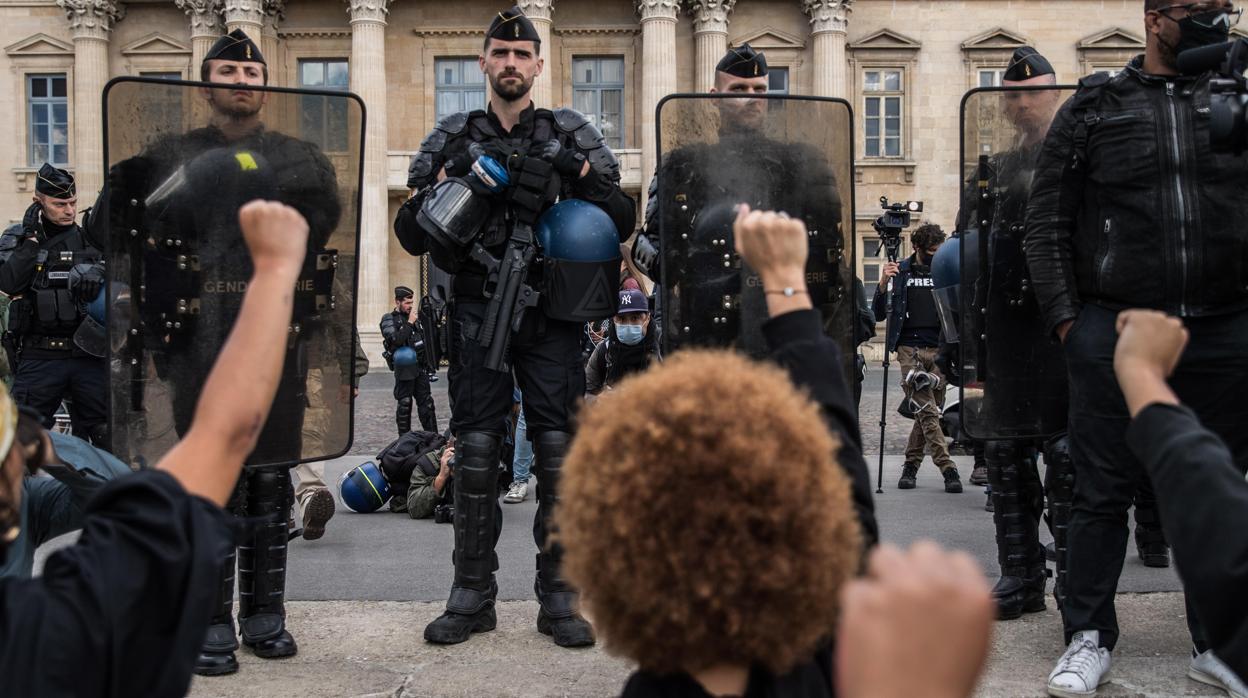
556, 349, 862, 676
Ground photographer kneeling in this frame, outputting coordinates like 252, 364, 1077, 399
0, 201, 309, 697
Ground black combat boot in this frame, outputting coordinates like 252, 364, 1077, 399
425, 432, 502, 645
988, 441, 1047, 620
194, 546, 240, 676
239, 467, 297, 659
533, 431, 595, 648
992, 566, 1047, 620
897, 462, 919, 489
943, 466, 964, 493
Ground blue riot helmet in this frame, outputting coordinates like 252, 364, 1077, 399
416, 146, 510, 251
338, 461, 392, 513
392, 345, 419, 368
536, 199, 622, 323
931, 232, 973, 345
86, 286, 106, 324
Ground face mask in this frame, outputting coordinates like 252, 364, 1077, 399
1170, 10, 1233, 58
616, 323, 645, 345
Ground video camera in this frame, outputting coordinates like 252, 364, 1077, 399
872, 197, 924, 262
1178, 38, 1248, 153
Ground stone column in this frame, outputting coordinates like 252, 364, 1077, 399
175, 0, 223, 69
803, 0, 852, 98
346, 0, 391, 359
636, 0, 678, 199
221, 0, 265, 40
57, 0, 122, 199
261, 0, 284, 68
518, 0, 554, 107
687, 0, 734, 93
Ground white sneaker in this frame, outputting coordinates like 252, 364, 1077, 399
1190, 649, 1248, 698
1048, 630, 1112, 697
504, 480, 528, 503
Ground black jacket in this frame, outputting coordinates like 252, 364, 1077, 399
1025, 56, 1248, 336
871, 255, 920, 353
379, 308, 422, 354
1128, 403, 1248, 683
584, 325, 661, 394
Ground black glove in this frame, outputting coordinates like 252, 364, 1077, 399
632, 234, 659, 277
536, 140, 587, 179
69, 262, 105, 303
21, 202, 43, 240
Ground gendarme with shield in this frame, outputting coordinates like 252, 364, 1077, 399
393, 6, 636, 648
1024, 2, 1248, 695
99, 29, 360, 677
646, 45, 853, 364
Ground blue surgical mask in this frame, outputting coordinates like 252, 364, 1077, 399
616, 322, 645, 345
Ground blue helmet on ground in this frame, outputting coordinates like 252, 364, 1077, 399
536, 199, 621, 323
338, 461, 391, 513
392, 346, 419, 368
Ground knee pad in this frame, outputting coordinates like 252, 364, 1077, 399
455, 431, 502, 493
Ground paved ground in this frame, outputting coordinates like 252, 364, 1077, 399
35, 366, 1208, 697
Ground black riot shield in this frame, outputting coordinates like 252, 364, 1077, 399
957, 85, 1074, 440
656, 94, 855, 371
102, 77, 363, 468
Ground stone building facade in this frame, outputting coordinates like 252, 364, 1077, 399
0, 0, 1171, 358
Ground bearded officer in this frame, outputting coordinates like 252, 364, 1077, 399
394, 6, 635, 648
100, 29, 342, 675
0, 165, 106, 445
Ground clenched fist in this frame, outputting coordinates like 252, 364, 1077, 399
238, 200, 308, 280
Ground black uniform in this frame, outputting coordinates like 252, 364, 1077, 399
102, 122, 341, 672
0, 204, 106, 445
394, 102, 635, 645
380, 307, 437, 434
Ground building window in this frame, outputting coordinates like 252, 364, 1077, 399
978, 68, 1005, 87
141, 71, 185, 136
28, 74, 68, 167
298, 59, 350, 152
435, 57, 486, 121
572, 56, 624, 149
768, 67, 790, 94
1092, 67, 1121, 78
861, 236, 883, 285
863, 69, 903, 158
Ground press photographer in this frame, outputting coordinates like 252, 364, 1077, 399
873, 210, 963, 495
1024, 1, 1248, 694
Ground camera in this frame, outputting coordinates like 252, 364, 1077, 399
433, 503, 454, 524
1178, 38, 1248, 153
872, 197, 924, 262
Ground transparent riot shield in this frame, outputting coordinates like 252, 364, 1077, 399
656, 94, 856, 372
102, 76, 363, 468
957, 85, 1075, 440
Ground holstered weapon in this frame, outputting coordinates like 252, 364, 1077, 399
468, 222, 541, 373
973, 154, 994, 385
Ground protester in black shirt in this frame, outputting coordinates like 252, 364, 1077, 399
874, 223, 962, 493
1113, 309, 1248, 695
0, 200, 309, 698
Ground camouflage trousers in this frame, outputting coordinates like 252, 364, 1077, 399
897, 345, 955, 472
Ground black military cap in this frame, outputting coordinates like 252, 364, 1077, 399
35, 163, 75, 199
716, 43, 768, 79
204, 28, 266, 66
1003, 47, 1054, 82
395, 285, 414, 300
487, 6, 541, 45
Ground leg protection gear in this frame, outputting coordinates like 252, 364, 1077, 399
1043, 433, 1075, 609
987, 440, 1046, 620
194, 477, 246, 676
425, 431, 502, 645
415, 371, 438, 432
238, 466, 297, 658
396, 397, 413, 436
532, 430, 594, 647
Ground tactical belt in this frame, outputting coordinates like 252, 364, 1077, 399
23, 335, 73, 352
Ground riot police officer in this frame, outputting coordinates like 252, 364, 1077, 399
393, 6, 635, 648
0, 164, 106, 445
99, 29, 344, 676
381, 285, 437, 434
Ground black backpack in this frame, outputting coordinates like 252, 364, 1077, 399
376, 430, 449, 500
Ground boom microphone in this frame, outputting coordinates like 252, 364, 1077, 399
1177, 40, 1237, 75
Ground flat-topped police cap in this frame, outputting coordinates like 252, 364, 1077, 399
488, 6, 541, 44
394, 285, 414, 300
35, 163, 75, 198
1003, 47, 1054, 82
716, 43, 768, 78
204, 28, 266, 66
